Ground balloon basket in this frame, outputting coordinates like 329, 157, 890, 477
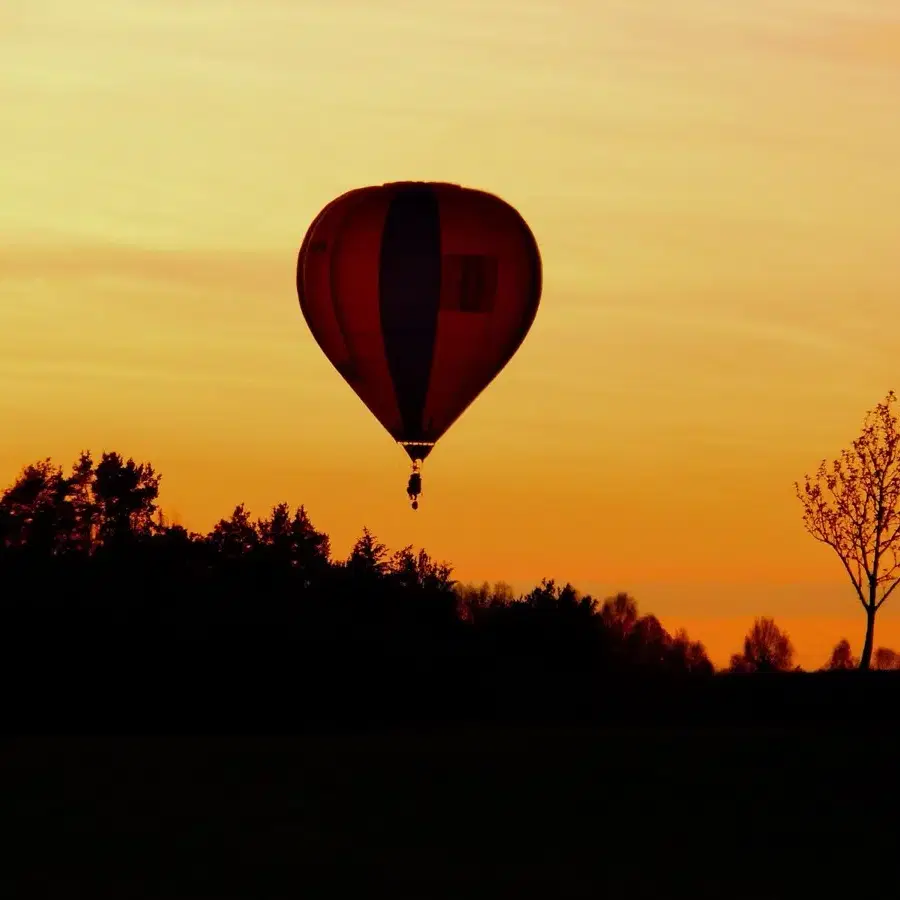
406, 460, 423, 511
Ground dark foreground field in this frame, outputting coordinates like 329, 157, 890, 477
3, 722, 898, 899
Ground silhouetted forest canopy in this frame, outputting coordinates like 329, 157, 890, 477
2, 450, 900, 731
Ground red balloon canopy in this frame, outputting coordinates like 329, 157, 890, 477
296, 181, 542, 464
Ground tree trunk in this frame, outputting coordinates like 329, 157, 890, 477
859, 604, 877, 670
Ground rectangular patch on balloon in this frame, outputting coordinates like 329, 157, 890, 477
440, 254, 498, 313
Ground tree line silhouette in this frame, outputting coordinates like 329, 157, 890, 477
1, 447, 899, 731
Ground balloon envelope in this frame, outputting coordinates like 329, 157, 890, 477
296, 181, 542, 461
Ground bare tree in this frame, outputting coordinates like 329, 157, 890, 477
728, 617, 795, 673
796, 391, 900, 670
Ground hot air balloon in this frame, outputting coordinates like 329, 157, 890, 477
296, 181, 542, 509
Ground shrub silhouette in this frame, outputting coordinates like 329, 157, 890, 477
824, 639, 857, 671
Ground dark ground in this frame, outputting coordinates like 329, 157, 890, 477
3, 722, 898, 899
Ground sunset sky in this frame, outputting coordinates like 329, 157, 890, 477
2, 0, 899, 666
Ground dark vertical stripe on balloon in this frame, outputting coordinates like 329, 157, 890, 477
378, 185, 442, 441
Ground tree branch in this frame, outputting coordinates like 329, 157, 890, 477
831, 547, 867, 607
876, 578, 900, 610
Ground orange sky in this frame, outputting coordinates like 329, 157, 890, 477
2, 1, 900, 668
